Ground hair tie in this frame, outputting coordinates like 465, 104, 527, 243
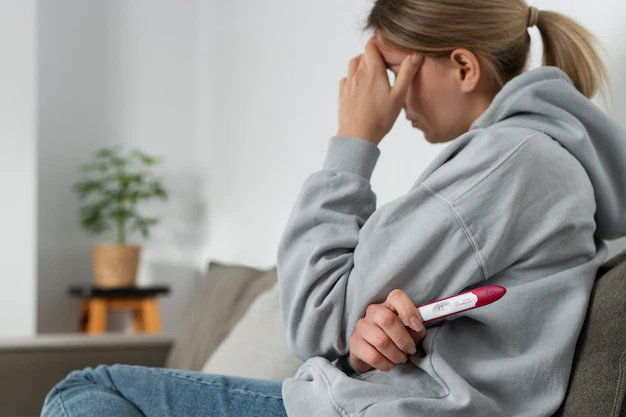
527, 6, 539, 28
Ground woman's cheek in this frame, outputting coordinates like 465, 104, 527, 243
406, 92, 421, 118
409, 77, 425, 110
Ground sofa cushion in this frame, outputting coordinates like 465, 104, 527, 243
165, 261, 277, 371
553, 247, 626, 417
201, 279, 304, 379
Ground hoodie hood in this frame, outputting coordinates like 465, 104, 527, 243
469, 66, 626, 240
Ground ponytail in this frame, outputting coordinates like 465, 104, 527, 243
535, 10, 613, 112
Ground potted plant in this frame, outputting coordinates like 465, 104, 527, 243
73, 146, 168, 287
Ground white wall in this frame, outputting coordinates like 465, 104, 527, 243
31, 0, 626, 336
0, 1, 37, 337
199, 0, 447, 267
37, 0, 203, 333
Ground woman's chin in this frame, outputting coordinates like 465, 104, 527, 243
412, 122, 440, 143
414, 126, 433, 142
424, 132, 443, 144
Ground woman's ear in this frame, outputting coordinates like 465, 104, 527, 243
449, 48, 481, 94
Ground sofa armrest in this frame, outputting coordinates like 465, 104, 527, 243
0, 332, 175, 417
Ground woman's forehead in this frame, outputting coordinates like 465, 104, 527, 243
374, 36, 409, 65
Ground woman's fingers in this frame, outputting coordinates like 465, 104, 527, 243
339, 77, 347, 97
384, 289, 425, 333
406, 326, 428, 358
342, 55, 361, 98
390, 53, 423, 108
353, 318, 405, 371
363, 37, 386, 74
348, 292, 428, 373
336, 37, 410, 145
367, 303, 417, 357
383, 289, 427, 348
348, 55, 360, 79
362, 315, 410, 364
349, 327, 395, 372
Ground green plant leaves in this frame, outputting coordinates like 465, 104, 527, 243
130, 217, 160, 239
72, 146, 168, 244
73, 179, 104, 200
79, 200, 111, 235
132, 149, 161, 166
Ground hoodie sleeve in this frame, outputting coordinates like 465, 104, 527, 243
277, 136, 486, 362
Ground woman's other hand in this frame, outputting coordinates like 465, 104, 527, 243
337, 37, 424, 146
349, 289, 427, 373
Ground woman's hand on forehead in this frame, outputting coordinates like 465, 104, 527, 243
336, 37, 424, 146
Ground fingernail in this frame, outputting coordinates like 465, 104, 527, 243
407, 346, 417, 355
410, 54, 421, 64
402, 356, 408, 363
410, 316, 423, 332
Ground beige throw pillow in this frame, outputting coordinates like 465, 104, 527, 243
201, 282, 305, 380
165, 262, 276, 371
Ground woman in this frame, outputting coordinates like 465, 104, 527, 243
41, 1, 626, 416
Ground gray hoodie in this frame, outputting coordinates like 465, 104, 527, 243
276, 66, 626, 417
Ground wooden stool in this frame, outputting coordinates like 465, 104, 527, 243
69, 285, 170, 334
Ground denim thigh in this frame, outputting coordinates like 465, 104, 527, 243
41, 363, 288, 417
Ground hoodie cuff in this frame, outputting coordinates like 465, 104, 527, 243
322, 136, 381, 181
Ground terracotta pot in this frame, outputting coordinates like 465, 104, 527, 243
92, 244, 141, 287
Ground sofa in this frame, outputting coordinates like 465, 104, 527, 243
1, 249, 625, 417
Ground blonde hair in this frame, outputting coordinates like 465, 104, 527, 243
363, 0, 614, 113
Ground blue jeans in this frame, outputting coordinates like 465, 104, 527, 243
40, 364, 288, 417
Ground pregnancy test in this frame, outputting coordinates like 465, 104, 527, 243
399, 285, 506, 327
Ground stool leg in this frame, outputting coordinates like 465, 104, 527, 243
141, 298, 162, 333
79, 299, 90, 332
87, 298, 107, 334
133, 307, 144, 333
